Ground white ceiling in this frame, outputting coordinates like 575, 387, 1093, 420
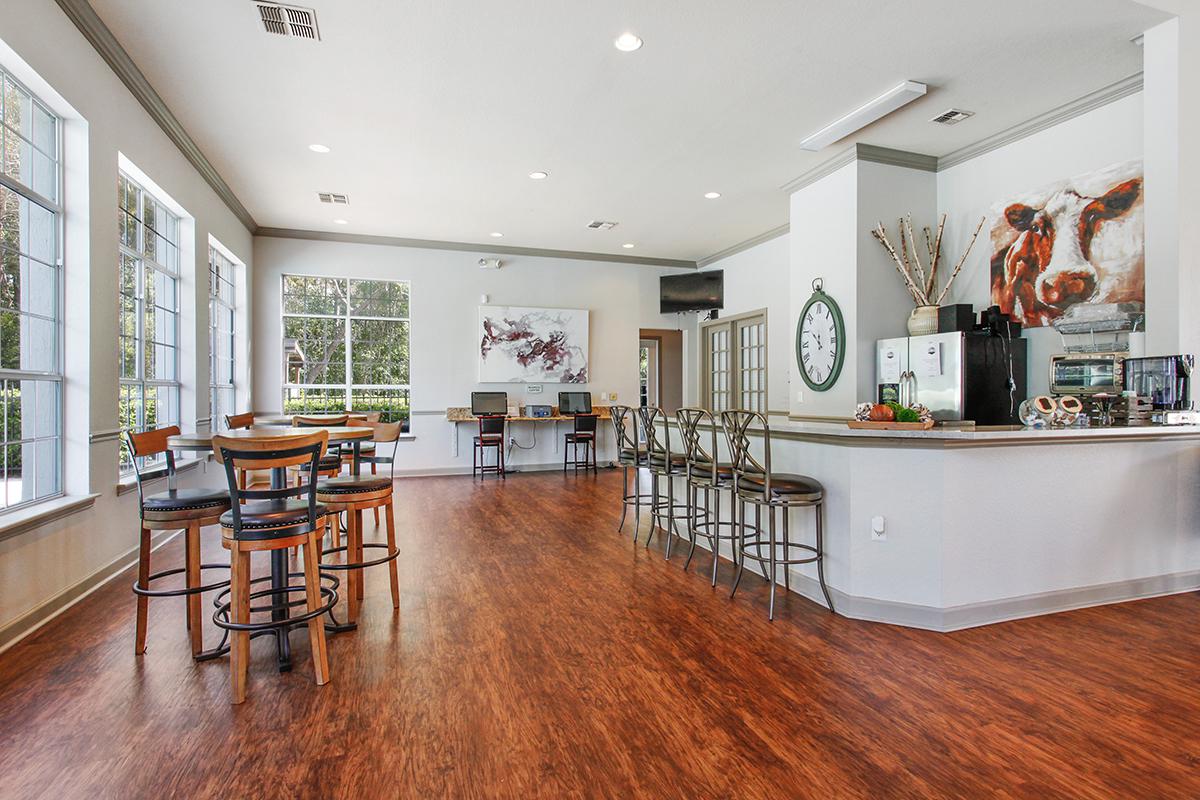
87, 0, 1167, 262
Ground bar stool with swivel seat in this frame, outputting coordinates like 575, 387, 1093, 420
125, 427, 232, 659
610, 405, 651, 537
473, 414, 506, 479
563, 412, 599, 472
639, 405, 691, 556
721, 409, 834, 620
317, 421, 402, 625
210, 430, 336, 704
676, 407, 743, 586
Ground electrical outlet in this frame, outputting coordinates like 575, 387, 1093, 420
610, 392, 618, 401
871, 515, 887, 542
796, 390, 805, 404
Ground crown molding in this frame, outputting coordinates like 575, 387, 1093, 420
938, 72, 1144, 170
696, 223, 789, 268
256, 227, 698, 269
54, 0, 258, 233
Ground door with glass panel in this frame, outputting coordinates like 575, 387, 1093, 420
702, 310, 766, 414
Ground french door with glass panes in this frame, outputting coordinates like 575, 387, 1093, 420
702, 310, 766, 414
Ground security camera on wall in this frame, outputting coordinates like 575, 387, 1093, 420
478, 258, 502, 270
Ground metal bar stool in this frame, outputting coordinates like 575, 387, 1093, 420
676, 407, 742, 585
639, 405, 690, 555
473, 413, 506, 479
610, 405, 652, 537
721, 410, 834, 620
563, 413, 599, 472
317, 421, 402, 625
126, 427, 232, 660
211, 430, 337, 704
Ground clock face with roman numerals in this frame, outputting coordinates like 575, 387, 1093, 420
796, 289, 845, 391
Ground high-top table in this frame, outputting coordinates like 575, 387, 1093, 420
167, 425, 374, 671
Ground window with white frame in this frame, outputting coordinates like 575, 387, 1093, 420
281, 275, 410, 427
209, 245, 236, 430
118, 172, 181, 470
702, 310, 767, 414
0, 66, 63, 509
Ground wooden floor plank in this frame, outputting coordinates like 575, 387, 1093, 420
0, 470, 1197, 799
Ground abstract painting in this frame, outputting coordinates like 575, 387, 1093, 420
989, 159, 1144, 327
478, 306, 589, 383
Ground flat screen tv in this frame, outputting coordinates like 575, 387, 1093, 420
660, 270, 724, 314
558, 392, 593, 415
471, 391, 508, 416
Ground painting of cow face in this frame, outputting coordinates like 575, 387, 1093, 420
989, 159, 1143, 327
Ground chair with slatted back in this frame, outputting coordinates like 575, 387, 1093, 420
472, 414, 506, 479
563, 413, 599, 473
676, 407, 742, 586
224, 412, 256, 491
639, 405, 690, 555
721, 409, 833, 620
610, 405, 651, 536
317, 421, 402, 624
125, 427, 232, 659
292, 414, 346, 485
210, 430, 336, 704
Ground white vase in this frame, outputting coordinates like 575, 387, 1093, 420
907, 305, 939, 336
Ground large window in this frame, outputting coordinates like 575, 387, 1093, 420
209, 246, 236, 430
118, 172, 181, 469
281, 275, 410, 427
0, 67, 62, 509
702, 310, 766, 413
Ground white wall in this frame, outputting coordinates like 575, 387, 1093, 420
700, 233, 791, 412
252, 236, 689, 473
936, 93, 1145, 396
0, 0, 253, 641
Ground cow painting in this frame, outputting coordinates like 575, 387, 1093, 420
989, 160, 1144, 327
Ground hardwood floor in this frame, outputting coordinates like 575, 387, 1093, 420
0, 469, 1197, 799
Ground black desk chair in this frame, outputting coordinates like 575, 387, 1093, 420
721, 409, 833, 620
473, 414, 506, 479
563, 413, 598, 472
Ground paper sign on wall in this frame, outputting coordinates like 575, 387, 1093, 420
879, 347, 901, 383
916, 342, 942, 377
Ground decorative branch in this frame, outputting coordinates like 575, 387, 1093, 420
927, 214, 946, 298
871, 223, 927, 306
903, 215, 928, 295
934, 216, 986, 305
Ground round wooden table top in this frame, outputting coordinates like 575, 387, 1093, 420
167, 425, 374, 452
253, 413, 370, 426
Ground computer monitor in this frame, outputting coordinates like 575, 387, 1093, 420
471, 391, 508, 416
558, 391, 592, 415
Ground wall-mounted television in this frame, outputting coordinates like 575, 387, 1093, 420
660, 270, 724, 314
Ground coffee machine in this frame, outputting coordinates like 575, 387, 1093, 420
1122, 355, 1195, 423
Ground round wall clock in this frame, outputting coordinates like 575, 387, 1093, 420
796, 278, 845, 392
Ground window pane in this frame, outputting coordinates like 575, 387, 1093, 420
283, 275, 346, 316
283, 387, 346, 415
284, 316, 345, 384
350, 278, 409, 318
350, 318, 409, 385
350, 388, 410, 426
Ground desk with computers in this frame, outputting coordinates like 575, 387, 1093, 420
444, 392, 608, 477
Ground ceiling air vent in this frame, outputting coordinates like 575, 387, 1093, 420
317, 192, 349, 204
255, 2, 320, 40
586, 220, 618, 230
930, 108, 974, 125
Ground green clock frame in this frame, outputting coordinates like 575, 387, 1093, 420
796, 282, 846, 392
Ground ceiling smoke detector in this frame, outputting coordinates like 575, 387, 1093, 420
255, 2, 320, 40
930, 108, 974, 126
586, 220, 618, 231
317, 192, 349, 204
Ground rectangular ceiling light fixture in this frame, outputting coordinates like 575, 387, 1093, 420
799, 80, 927, 151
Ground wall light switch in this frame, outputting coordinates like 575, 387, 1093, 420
796, 390, 805, 404
871, 515, 887, 541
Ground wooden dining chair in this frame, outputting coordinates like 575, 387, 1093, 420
125, 427, 232, 659
210, 430, 335, 704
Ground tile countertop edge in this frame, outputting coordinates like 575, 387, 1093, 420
0, 493, 102, 543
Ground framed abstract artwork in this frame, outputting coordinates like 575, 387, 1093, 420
478, 306, 589, 383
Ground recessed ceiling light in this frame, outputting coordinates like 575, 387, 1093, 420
490, 231, 504, 238
622, 243, 635, 249
614, 32, 643, 52
333, 219, 348, 225
704, 191, 721, 200
529, 171, 549, 180
309, 143, 331, 153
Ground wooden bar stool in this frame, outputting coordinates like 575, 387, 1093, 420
676, 407, 742, 585
225, 412, 256, 491
292, 414, 347, 486
639, 405, 690, 555
721, 409, 834, 620
610, 405, 651, 537
563, 413, 599, 472
211, 431, 336, 704
125, 427, 232, 659
317, 421, 402, 624
472, 413, 506, 479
